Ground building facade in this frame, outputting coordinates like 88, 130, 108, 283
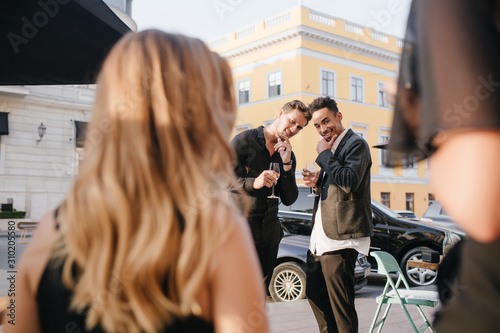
0, 85, 95, 220
210, 5, 434, 217
0, 4, 434, 220
0, 0, 134, 222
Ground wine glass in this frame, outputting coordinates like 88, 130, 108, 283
305, 162, 319, 197
267, 162, 280, 199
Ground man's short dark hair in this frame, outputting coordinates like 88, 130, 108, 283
309, 96, 339, 115
282, 100, 311, 121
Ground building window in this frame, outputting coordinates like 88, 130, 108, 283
351, 122, 368, 140
235, 124, 251, 135
238, 79, 250, 105
381, 192, 390, 207
74, 121, 88, 176
0, 108, 8, 174
0, 136, 4, 174
268, 70, 282, 98
321, 70, 335, 97
428, 193, 435, 205
0, 112, 8, 135
406, 193, 414, 211
378, 82, 389, 107
350, 76, 364, 102
353, 130, 366, 139
75, 147, 85, 176
379, 134, 390, 165
403, 153, 417, 168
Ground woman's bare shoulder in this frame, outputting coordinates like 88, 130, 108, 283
209, 214, 270, 332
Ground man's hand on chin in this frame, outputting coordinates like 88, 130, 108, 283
316, 135, 337, 154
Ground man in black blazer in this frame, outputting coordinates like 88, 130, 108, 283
303, 96, 373, 333
231, 100, 311, 283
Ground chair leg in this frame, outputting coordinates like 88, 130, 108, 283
414, 305, 435, 333
399, 303, 419, 332
369, 302, 394, 333
376, 304, 392, 333
368, 301, 385, 333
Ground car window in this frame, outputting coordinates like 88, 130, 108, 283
280, 217, 312, 236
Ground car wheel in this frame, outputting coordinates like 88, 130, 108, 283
269, 262, 306, 302
400, 247, 438, 287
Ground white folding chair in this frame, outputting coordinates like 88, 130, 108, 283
368, 251, 439, 333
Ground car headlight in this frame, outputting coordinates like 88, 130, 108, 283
357, 254, 367, 266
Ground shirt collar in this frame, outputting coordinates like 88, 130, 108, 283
331, 128, 348, 153
256, 125, 266, 144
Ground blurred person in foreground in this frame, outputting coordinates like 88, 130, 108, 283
387, 0, 500, 331
303, 96, 373, 333
230, 100, 310, 282
3, 30, 269, 333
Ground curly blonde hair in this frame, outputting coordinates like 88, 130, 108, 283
56, 30, 241, 332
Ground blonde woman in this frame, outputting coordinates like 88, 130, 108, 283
4, 30, 269, 333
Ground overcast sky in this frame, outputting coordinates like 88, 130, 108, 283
132, 0, 412, 42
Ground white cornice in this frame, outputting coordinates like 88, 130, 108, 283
231, 47, 398, 79
22, 94, 94, 110
300, 26, 400, 62
294, 173, 430, 184
0, 86, 95, 110
220, 25, 401, 63
371, 175, 431, 185
236, 91, 395, 112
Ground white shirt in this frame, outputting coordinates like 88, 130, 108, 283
309, 128, 370, 256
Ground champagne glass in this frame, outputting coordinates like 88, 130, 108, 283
267, 162, 280, 199
305, 162, 319, 197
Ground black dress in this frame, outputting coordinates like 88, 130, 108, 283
388, 1, 500, 331
37, 257, 214, 333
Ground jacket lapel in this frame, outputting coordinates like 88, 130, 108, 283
333, 129, 354, 157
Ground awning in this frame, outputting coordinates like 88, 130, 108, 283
372, 140, 389, 149
0, 0, 131, 85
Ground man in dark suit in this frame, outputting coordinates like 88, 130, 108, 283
303, 96, 373, 333
231, 100, 311, 283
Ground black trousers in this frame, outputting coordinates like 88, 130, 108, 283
306, 249, 359, 333
248, 217, 283, 280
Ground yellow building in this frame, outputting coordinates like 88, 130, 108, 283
210, 5, 434, 218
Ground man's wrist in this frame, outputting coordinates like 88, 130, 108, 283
282, 161, 292, 165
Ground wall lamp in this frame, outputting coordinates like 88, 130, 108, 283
37, 122, 46, 142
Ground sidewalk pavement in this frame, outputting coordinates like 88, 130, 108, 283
267, 281, 440, 333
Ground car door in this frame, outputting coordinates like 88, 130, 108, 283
370, 207, 390, 254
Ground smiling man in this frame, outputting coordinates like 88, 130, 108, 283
302, 96, 373, 333
231, 100, 310, 283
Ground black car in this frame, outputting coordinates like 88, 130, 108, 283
278, 199, 467, 287
394, 210, 419, 221
421, 201, 462, 232
270, 230, 371, 302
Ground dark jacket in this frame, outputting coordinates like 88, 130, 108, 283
313, 129, 373, 240
230, 126, 298, 223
